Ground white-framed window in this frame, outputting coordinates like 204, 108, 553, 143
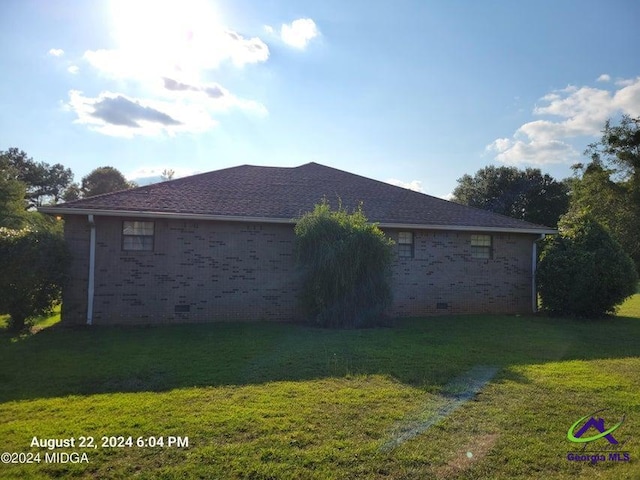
470, 234, 492, 259
122, 221, 154, 251
398, 231, 414, 259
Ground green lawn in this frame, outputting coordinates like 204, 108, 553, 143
618, 284, 640, 318
0, 305, 61, 333
1, 298, 640, 479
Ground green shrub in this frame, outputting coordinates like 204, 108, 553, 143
295, 201, 394, 328
537, 215, 638, 317
0, 227, 70, 331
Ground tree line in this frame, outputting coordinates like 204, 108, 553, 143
453, 115, 640, 273
0, 148, 139, 229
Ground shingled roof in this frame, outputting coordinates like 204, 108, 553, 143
41, 162, 555, 233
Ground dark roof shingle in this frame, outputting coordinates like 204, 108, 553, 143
42, 162, 555, 233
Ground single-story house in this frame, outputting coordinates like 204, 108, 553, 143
41, 162, 556, 325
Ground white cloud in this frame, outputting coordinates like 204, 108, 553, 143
386, 178, 425, 193
441, 192, 456, 201
67, 90, 216, 138
127, 166, 198, 183
48, 48, 64, 57
614, 78, 640, 115
219, 30, 270, 68
615, 78, 636, 87
159, 77, 268, 117
597, 74, 611, 82
533, 86, 614, 135
83, 28, 268, 82
487, 138, 579, 165
67, 65, 79, 74
488, 138, 512, 153
486, 77, 640, 166
67, 82, 266, 138
73, 0, 269, 137
280, 18, 319, 49
104, 0, 269, 74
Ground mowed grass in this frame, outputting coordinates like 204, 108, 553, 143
0, 305, 61, 333
1, 298, 640, 479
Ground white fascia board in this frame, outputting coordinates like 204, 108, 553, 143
39, 207, 293, 224
39, 207, 557, 235
376, 222, 557, 235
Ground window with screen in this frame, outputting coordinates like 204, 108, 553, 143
470, 234, 492, 259
398, 231, 414, 259
122, 221, 154, 251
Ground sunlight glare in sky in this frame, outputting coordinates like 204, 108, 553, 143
107, 0, 222, 82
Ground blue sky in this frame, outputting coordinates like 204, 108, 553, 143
1, 0, 639, 199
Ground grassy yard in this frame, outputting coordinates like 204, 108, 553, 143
1, 300, 640, 479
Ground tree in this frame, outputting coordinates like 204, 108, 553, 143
0, 227, 70, 331
453, 166, 569, 227
81, 166, 135, 197
0, 159, 27, 227
565, 161, 639, 268
42, 163, 74, 204
567, 116, 640, 271
588, 115, 640, 189
0, 160, 65, 230
61, 182, 82, 202
295, 200, 394, 328
536, 215, 637, 317
0, 148, 73, 207
161, 169, 175, 181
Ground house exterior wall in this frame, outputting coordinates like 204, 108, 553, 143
387, 230, 536, 316
62, 215, 537, 325
62, 215, 91, 324
62, 216, 301, 325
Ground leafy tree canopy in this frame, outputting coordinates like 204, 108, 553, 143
537, 215, 637, 317
0, 163, 27, 228
0, 148, 73, 207
0, 227, 70, 331
586, 115, 640, 185
452, 166, 569, 227
568, 116, 640, 270
81, 166, 136, 197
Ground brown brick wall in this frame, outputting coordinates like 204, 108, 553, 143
387, 229, 536, 316
62, 216, 537, 325
61, 215, 90, 325
63, 216, 302, 325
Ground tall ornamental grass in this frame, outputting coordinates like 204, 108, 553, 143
295, 201, 393, 328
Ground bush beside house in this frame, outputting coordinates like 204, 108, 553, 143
0, 227, 70, 331
295, 201, 394, 328
537, 215, 637, 317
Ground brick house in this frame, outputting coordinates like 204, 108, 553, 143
41, 162, 555, 325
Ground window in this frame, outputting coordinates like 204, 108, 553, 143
398, 231, 414, 258
471, 234, 492, 259
123, 221, 154, 251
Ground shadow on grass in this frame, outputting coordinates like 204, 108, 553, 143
1, 313, 639, 403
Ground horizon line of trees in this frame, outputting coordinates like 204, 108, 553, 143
452, 115, 640, 274
0, 150, 181, 229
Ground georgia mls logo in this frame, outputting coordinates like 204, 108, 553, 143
567, 409, 625, 444
566, 409, 631, 465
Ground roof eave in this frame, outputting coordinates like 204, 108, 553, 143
39, 206, 557, 235
376, 222, 556, 235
